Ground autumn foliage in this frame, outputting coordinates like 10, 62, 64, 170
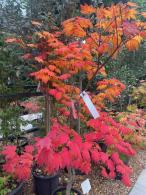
3, 2, 146, 186
33, 118, 134, 186
117, 108, 146, 149
1, 117, 134, 186
1, 145, 33, 181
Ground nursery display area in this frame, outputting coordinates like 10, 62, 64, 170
0, 0, 146, 195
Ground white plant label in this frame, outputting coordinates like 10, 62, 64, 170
81, 179, 91, 194
80, 91, 100, 119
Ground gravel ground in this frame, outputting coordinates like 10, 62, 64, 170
24, 149, 146, 195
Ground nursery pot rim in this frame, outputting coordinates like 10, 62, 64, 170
51, 186, 82, 195
33, 171, 59, 180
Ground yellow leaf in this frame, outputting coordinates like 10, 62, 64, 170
126, 38, 139, 51
134, 35, 143, 43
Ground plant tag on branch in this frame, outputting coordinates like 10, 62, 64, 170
81, 179, 91, 194
80, 91, 100, 119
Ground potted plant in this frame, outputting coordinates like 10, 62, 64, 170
33, 118, 136, 194
0, 145, 33, 195
32, 119, 86, 195
0, 105, 28, 147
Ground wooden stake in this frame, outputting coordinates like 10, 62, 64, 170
45, 93, 51, 134
77, 73, 82, 134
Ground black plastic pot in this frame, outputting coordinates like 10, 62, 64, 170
33, 173, 59, 195
9, 182, 24, 195
51, 186, 82, 195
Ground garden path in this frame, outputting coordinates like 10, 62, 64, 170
129, 167, 146, 195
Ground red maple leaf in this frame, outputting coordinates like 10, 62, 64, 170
59, 73, 71, 80
2, 146, 17, 159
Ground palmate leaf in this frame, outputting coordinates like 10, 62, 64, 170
80, 4, 96, 15
126, 36, 143, 51
2, 145, 34, 181
62, 17, 92, 37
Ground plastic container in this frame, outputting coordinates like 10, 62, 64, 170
33, 173, 59, 195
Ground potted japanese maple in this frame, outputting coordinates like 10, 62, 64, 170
32, 120, 60, 195
32, 119, 91, 195
0, 145, 33, 195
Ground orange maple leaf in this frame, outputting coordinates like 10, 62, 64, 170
127, 2, 138, 7
80, 4, 96, 15
31, 20, 42, 26
63, 17, 92, 37
126, 36, 142, 51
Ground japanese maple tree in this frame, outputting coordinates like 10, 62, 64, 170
27, 2, 146, 121
4, 1, 146, 187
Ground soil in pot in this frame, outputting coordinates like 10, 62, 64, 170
33, 171, 59, 195
51, 186, 82, 195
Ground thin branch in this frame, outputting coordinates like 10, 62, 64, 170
85, 31, 140, 91
85, 41, 123, 91
66, 168, 75, 195
45, 93, 51, 134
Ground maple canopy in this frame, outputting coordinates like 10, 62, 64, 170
6, 2, 146, 112
25, 2, 146, 119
